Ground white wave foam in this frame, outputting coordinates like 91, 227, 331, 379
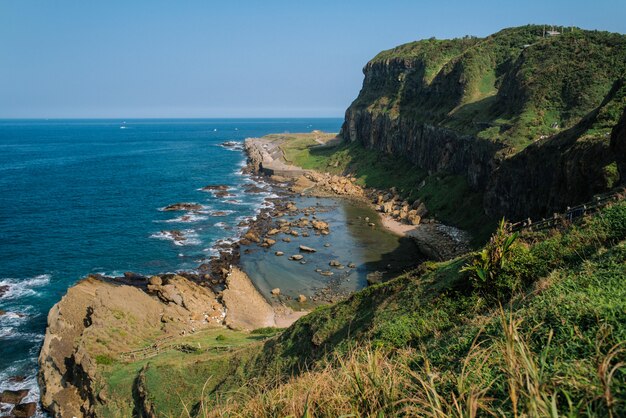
160, 213, 209, 223
210, 210, 235, 216
0, 362, 42, 414
150, 229, 201, 246
218, 141, 244, 151
157, 203, 210, 212
214, 222, 229, 229
0, 274, 51, 300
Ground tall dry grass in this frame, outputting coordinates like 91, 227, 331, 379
184, 310, 624, 418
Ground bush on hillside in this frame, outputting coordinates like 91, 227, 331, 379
461, 219, 519, 296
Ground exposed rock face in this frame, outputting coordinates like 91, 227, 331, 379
221, 268, 276, 331
38, 275, 224, 417
484, 124, 619, 219
341, 42, 625, 221
162, 202, 203, 211
343, 108, 502, 189
611, 108, 626, 183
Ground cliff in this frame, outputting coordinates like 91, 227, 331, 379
342, 25, 626, 220
38, 275, 224, 417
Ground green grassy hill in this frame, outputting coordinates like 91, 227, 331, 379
353, 25, 626, 150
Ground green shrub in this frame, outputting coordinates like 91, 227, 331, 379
215, 334, 227, 342
599, 202, 626, 242
95, 354, 115, 365
461, 219, 519, 296
251, 327, 281, 336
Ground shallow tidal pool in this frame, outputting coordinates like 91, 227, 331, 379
240, 196, 423, 306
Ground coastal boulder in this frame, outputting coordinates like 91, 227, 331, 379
0, 389, 29, 404
311, 220, 329, 231
201, 185, 229, 191
163, 202, 203, 211
299, 245, 316, 253
11, 402, 37, 418
244, 231, 261, 243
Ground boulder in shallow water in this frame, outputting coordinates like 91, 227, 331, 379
11, 402, 37, 417
299, 245, 316, 253
201, 185, 229, 191
244, 231, 261, 243
311, 220, 329, 231
0, 389, 29, 404
289, 254, 304, 261
297, 294, 307, 303
271, 288, 281, 296
275, 251, 284, 256
0, 285, 8, 298
163, 202, 203, 211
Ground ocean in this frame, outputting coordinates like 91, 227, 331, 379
0, 118, 344, 409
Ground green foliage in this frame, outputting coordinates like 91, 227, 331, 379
215, 334, 226, 342
461, 219, 519, 295
95, 354, 115, 365
172, 201, 626, 417
250, 327, 281, 336
604, 162, 620, 189
353, 25, 626, 150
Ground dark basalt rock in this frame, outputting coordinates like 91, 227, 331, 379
11, 402, 37, 418
163, 202, 203, 211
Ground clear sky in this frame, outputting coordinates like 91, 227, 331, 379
1, 0, 625, 118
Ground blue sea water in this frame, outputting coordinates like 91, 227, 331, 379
0, 118, 342, 407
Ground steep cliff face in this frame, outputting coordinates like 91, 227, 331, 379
39, 275, 224, 417
342, 26, 626, 221
611, 108, 626, 181
485, 79, 626, 218
344, 108, 502, 189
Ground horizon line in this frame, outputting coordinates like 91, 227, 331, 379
0, 116, 345, 121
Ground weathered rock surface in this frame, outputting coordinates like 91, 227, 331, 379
162, 202, 203, 211
38, 275, 224, 417
0, 389, 29, 404
221, 268, 276, 331
11, 402, 37, 417
299, 245, 316, 253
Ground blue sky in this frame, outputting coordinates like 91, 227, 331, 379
1, 0, 624, 118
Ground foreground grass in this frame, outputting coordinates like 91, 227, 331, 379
273, 133, 495, 245
93, 194, 626, 417
193, 201, 626, 417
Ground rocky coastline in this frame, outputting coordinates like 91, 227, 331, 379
35, 135, 468, 417
245, 136, 470, 261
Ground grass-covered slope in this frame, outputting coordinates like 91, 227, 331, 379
352, 25, 626, 150
202, 200, 626, 417
90, 199, 626, 417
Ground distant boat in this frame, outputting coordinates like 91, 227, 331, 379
213, 128, 218, 132
120, 121, 127, 129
